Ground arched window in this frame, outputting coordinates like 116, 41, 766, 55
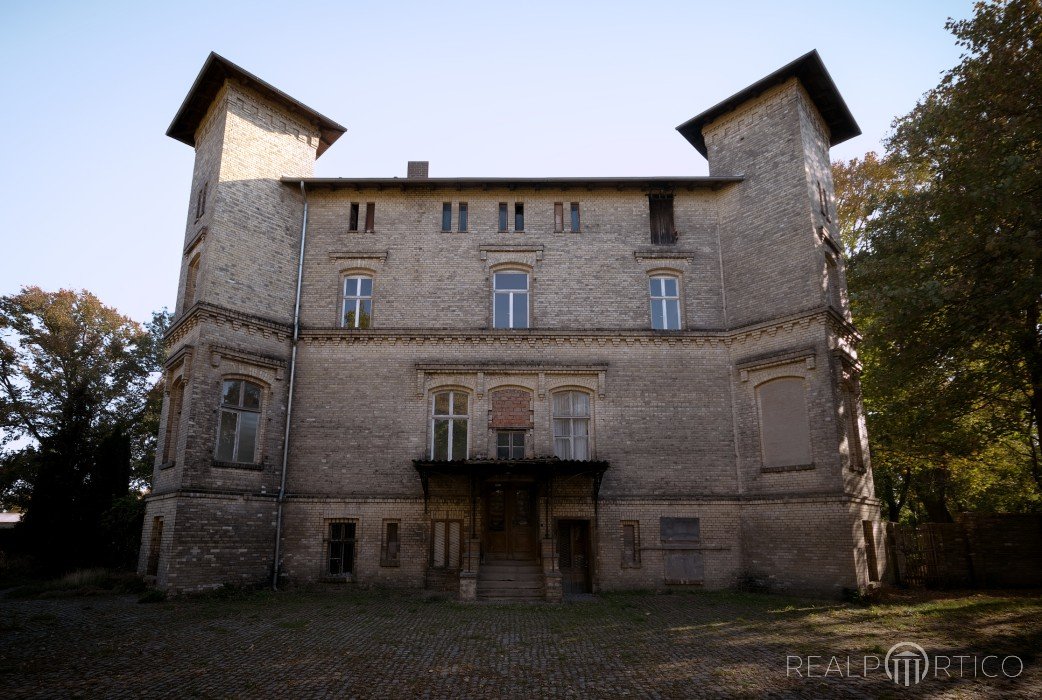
649, 275, 680, 330
756, 377, 812, 468
342, 275, 373, 328
216, 379, 262, 463
163, 378, 185, 464
553, 391, 590, 460
431, 390, 468, 460
493, 271, 529, 329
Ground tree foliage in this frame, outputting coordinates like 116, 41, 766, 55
841, 0, 1042, 521
0, 287, 169, 570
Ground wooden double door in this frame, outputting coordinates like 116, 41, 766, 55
484, 482, 538, 560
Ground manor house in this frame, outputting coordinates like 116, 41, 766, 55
139, 51, 884, 599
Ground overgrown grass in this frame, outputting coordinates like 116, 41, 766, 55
6, 568, 147, 599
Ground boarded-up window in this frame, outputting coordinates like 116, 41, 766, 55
621, 521, 640, 567
364, 202, 375, 233
348, 202, 359, 231
382, 520, 400, 566
490, 387, 533, 429
660, 517, 702, 584
554, 202, 564, 232
649, 194, 676, 244
146, 516, 163, 576
327, 521, 356, 576
756, 377, 812, 469
431, 519, 462, 569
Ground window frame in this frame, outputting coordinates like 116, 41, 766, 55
570, 202, 581, 232
162, 378, 185, 465
381, 519, 401, 567
183, 253, 201, 312
348, 202, 360, 232
649, 193, 676, 244
495, 430, 526, 459
430, 519, 463, 570
552, 390, 592, 460
430, 390, 470, 461
514, 202, 524, 232
649, 274, 682, 330
364, 202, 375, 233
341, 274, 374, 329
498, 202, 508, 232
441, 202, 452, 232
554, 202, 564, 233
492, 269, 530, 329
214, 378, 264, 465
458, 202, 468, 232
326, 519, 358, 579
755, 376, 813, 470
621, 520, 641, 568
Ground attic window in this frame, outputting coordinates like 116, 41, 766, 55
649, 194, 676, 244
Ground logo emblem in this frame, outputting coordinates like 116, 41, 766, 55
885, 642, 929, 686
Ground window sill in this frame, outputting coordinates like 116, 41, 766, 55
159, 460, 176, 470
761, 463, 815, 474
212, 459, 266, 471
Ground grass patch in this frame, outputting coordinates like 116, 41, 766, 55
7, 568, 146, 599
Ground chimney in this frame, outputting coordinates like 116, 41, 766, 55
407, 161, 429, 178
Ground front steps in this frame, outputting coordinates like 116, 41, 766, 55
477, 559, 545, 601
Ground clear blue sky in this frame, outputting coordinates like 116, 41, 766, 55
0, 0, 973, 324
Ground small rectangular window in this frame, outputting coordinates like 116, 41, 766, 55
570, 202, 580, 232
441, 202, 452, 232
514, 202, 524, 231
327, 520, 357, 577
458, 202, 468, 232
498, 202, 508, 232
382, 520, 401, 566
621, 521, 640, 568
431, 519, 462, 569
496, 431, 526, 459
195, 183, 208, 219
554, 202, 564, 232
649, 194, 676, 244
364, 202, 375, 233
349, 202, 359, 231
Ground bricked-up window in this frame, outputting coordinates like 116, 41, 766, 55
146, 516, 163, 576
431, 519, 462, 569
498, 202, 508, 232
215, 379, 262, 463
183, 253, 201, 312
826, 255, 843, 311
496, 431, 525, 459
649, 276, 681, 330
348, 202, 360, 231
553, 391, 590, 460
514, 202, 525, 231
844, 378, 865, 471
458, 202, 468, 232
327, 521, 356, 577
441, 202, 452, 232
431, 390, 468, 460
554, 202, 564, 232
195, 182, 208, 220
493, 271, 529, 329
660, 517, 703, 584
756, 377, 812, 469
364, 202, 375, 233
381, 520, 401, 566
818, 181, 832, 222
342, 276, 373, 328
621, 521, 641, 567
862, 520, 879, 582
649, 194, 676, 244
162, 379, 184, 464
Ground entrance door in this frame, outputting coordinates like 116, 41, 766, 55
558, 520, 592, 595
484, 483, 538, 560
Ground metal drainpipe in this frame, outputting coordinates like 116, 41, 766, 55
272, 180, 308, 590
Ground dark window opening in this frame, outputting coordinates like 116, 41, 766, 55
441, 202, 452, 232
496, 431, 526, 459
364, 202, 375, 233
498, 202, 508, 232
349, 202, 359, 231
649, 194, 676, 244
863, 520, 879, 582
554, 202, 564, 232
570, 202, 581, 232
382, 520, 401, 566
328, 521, 357, 576
514, 202, 524, 231
195, 182, 208, 219
622, 521, 640, 567
458, 202, 468, 232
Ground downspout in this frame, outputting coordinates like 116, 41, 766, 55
272, 180, 308, 590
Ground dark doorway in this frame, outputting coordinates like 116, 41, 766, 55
484, 482, 538, 560
558, 519, 592, 595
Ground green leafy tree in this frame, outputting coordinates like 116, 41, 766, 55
0, 287, 169, 570
842, 0, 1042, 521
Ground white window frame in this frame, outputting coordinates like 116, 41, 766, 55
552, 390, 591, 460
649, 275, 681, 330
341, 275, 373, 328
430, 390, 469, 461
493, 271, 530, 329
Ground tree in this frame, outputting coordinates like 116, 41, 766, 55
843, 0, 1042, 521
0, 287, 168, 570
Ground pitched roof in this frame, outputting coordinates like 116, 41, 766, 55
166, 52, 346, 158
676, 50, 860, 157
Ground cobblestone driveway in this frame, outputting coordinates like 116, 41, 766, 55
1, 588, 1039, 698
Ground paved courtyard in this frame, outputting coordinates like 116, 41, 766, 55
1, 587, 1040, 698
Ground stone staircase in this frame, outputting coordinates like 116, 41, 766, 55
477, 559, 545, 601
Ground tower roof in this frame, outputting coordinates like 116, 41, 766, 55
166, 52, 346, 158
676, 50, 860, 157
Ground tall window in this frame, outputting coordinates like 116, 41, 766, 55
348, 202, 359, 231
493, 271, 529, 329
756, 377, 812, 469
183, 254, 200, 311
342, 276, 373, 328
498, 202, 508, 232
195, 182, 208, 220
364, 202, 375, 233
650, 276, 681, 330
570, 202, 581, 232
146, 516, 164, 576
441, 202, 452, 232
554, 202, 564, 232
621, 521, 640, 567
327, 521, 356, 577
163, 379, 184, 464
382, 520, 401, 566
514, 202, 525, 231
216, 379, 262, 463
553, 391, 590, 460
649, 194, 676, 244
432, 390, 468, 460
458, 202, 468, 232
431, 519, 462, 569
